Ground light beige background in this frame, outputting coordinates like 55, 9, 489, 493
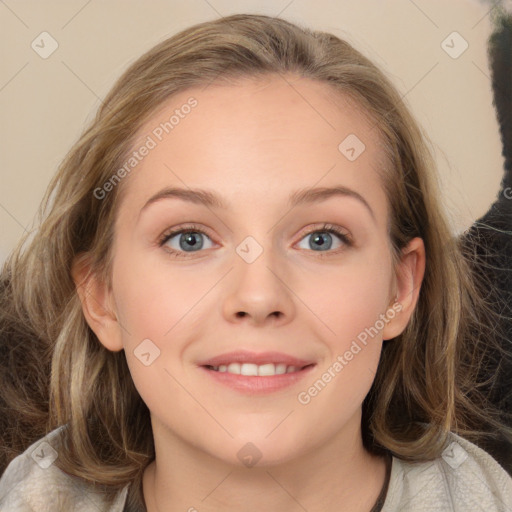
0, 0, 505, 263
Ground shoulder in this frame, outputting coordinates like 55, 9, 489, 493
0, 426, 129, 511
382, 431, 512, 511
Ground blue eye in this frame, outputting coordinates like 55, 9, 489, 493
296, 224, 352, 252
159, 225, 214, 257
159, 223, 352, 258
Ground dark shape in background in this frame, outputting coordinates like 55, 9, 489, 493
459, 7, 512, 473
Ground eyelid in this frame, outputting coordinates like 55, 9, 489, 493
158, 223, 215, 247
295, 223, 352, 244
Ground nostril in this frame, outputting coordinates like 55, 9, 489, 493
236, 312, 247, 318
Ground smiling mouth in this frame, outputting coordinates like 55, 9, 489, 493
203, 362, 315, 376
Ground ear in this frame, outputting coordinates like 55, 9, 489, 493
71, 254, 124, 352
382, 237, 426, 340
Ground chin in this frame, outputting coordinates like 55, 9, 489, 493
217, 434, 310, 469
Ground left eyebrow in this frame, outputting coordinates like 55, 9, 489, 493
140, 187, 227, 214
139, 185, 375, 222
288, 186, 375, 222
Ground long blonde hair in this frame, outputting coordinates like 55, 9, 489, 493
1, 13, 510, 508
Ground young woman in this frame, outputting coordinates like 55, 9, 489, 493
1, 13, 511, 512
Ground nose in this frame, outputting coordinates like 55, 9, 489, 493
221, 249, 296, 327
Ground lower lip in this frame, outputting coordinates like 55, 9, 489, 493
199, 365, 316, 394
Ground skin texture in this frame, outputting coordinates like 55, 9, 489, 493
75, 74, 425, 511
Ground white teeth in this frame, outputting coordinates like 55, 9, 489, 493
240, 363, 259, 376
210, 362, 305, 376
227, 362, 241, 374
275, 363, 287, 375
258, 363, 275, 376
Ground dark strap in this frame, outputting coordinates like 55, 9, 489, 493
369, 453, 392, 512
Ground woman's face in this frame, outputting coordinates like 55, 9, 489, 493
85, 74, 422, 466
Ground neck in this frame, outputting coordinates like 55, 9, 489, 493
142, 413, 387, 512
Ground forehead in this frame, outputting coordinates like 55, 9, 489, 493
117, 74, 389, 224
133, 73, 381, 154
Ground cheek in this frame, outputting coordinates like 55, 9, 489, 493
301, 251, 393, 344
111, 248, 229, 409
297, 276, 390, 427
113, 248, 209, 341
297, 249, 393, 405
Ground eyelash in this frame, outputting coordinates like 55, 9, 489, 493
158, 223, 353, 258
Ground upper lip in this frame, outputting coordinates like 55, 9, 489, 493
198, 350, 316, 368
